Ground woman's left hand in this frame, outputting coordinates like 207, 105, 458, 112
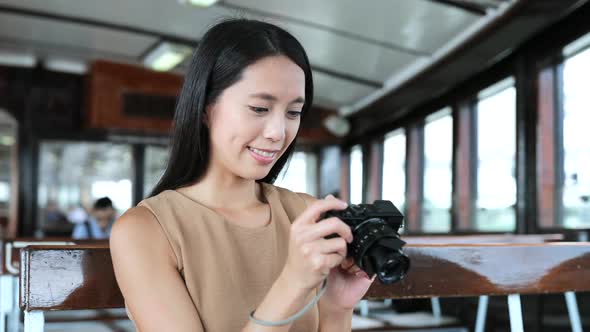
320, 257, 376, 312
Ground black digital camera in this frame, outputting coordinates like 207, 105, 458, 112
323, 200, 409, 284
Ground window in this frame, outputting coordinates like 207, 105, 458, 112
274, 151, 318, 196
561, 46, 590, 228
349, 145, 363, 204
37, 141, 133, 236
144, 145, 169, 197
0, 110, 17, 235
423, 109, 453, 232
475, 79, 517, 231
382, 130, 406, 213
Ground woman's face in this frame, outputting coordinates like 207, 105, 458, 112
207, 55, 306, 181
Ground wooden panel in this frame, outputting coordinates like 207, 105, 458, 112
405, 124, 424, 232
366, 139, 383, 203
365, 243, 590, 299
20, 245, 123, 311
1, 238, 108, 275
537, 66, 557, 228
404, 233, 564, 244
453, 101, 475, 230
87, 61, 341, 143
86, 60, 182, 134
20, 242, 590, 311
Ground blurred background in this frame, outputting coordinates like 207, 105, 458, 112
1, 0, 590, 331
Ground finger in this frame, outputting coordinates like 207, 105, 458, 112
299, 217, 352, 243
340, 257, 354, 270
324, 194, 346, 205
316, 237, 347, 258
322, 253, 347, 272
296, 198, 347, 226
345, 264, 362, 274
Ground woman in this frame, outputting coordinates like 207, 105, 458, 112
110, 18, 375, 332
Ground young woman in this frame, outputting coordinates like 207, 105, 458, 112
110, 18, 375, 332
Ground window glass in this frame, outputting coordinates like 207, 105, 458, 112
423, 110, 453, 232
476, 83, 517, 231
38, 141, 133, 236
350, 145, 363, 204
562, 47, 590, 228
382, 130, 406, 212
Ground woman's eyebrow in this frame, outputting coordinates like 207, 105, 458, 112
249, 93, 305, 104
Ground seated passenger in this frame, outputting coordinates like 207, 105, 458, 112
72, 197, 116, 239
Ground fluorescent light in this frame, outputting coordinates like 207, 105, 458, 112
44, 57, 87, 74
0, 50, 36, 68
178, 0, 219, 7
322, 115, 350, 137
0, 135, 15, 146
563, 31, 590, 58
143, 42, 192, 72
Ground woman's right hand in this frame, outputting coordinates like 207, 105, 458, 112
280, 195, 353, 292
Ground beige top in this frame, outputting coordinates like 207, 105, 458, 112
135, 182, 320, 332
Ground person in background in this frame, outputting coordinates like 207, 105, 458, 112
42, 200, 73, 237
72, 197, 116, 239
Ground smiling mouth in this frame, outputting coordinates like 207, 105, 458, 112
248, 147, 279, 159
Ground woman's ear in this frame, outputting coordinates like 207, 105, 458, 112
203, 104, 213, 128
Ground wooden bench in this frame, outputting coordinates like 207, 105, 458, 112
20, 244, 122, 332
19, 242, 590, 332
355, 233, 566, 330
403, 233, 564, 244
0, 238, 107, 332
365, 243, 590, 332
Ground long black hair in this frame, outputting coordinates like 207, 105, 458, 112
150, 18, 313, 197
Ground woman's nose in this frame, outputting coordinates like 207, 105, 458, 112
263, 113, 286, 142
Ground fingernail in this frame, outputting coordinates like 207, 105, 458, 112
355, 271, 369, 279
371, 275, 377, 282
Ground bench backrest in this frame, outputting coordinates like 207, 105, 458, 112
20, 244, 123, 311
19, 241, 590, 311
1, 238, 108, 275
404, 233, 564, 244
366, 242, 590, 299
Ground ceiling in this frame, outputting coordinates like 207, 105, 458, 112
0, 0, 515, 113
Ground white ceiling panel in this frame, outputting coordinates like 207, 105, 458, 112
274, 20, 427, 84
0, 12, 156, 58
222, 0, 480, 53
0, 0, 513, 113
0, 0, 229, 42
313, 72, 376, 106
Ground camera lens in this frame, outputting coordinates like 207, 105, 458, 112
376, 253, 409, 284
366, 243, 410, 284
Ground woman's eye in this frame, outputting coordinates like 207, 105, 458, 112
287, 111, 302, 118
249, 106, 269, 114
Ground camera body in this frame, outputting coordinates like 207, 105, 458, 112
323, 200, 409, 284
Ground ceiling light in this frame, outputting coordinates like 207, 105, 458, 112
178, 0, 220, 7
323, 115, 350, 137
143, 42, 192, 72
44, 57, 87, 74
0, 135, 15, 146
0, 51, 36, 68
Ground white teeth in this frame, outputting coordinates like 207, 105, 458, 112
249, 147, 276, 158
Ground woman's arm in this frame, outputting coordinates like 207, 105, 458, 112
110, 207, 204, 332
240, 270, 317, 332
318, 302, 352, 332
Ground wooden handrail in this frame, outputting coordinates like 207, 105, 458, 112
19, 242, 590, 311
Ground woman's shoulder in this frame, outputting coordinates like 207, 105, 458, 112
263, 182, 317, 208
111, 198, 182, 270
138, 190, 177, 209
